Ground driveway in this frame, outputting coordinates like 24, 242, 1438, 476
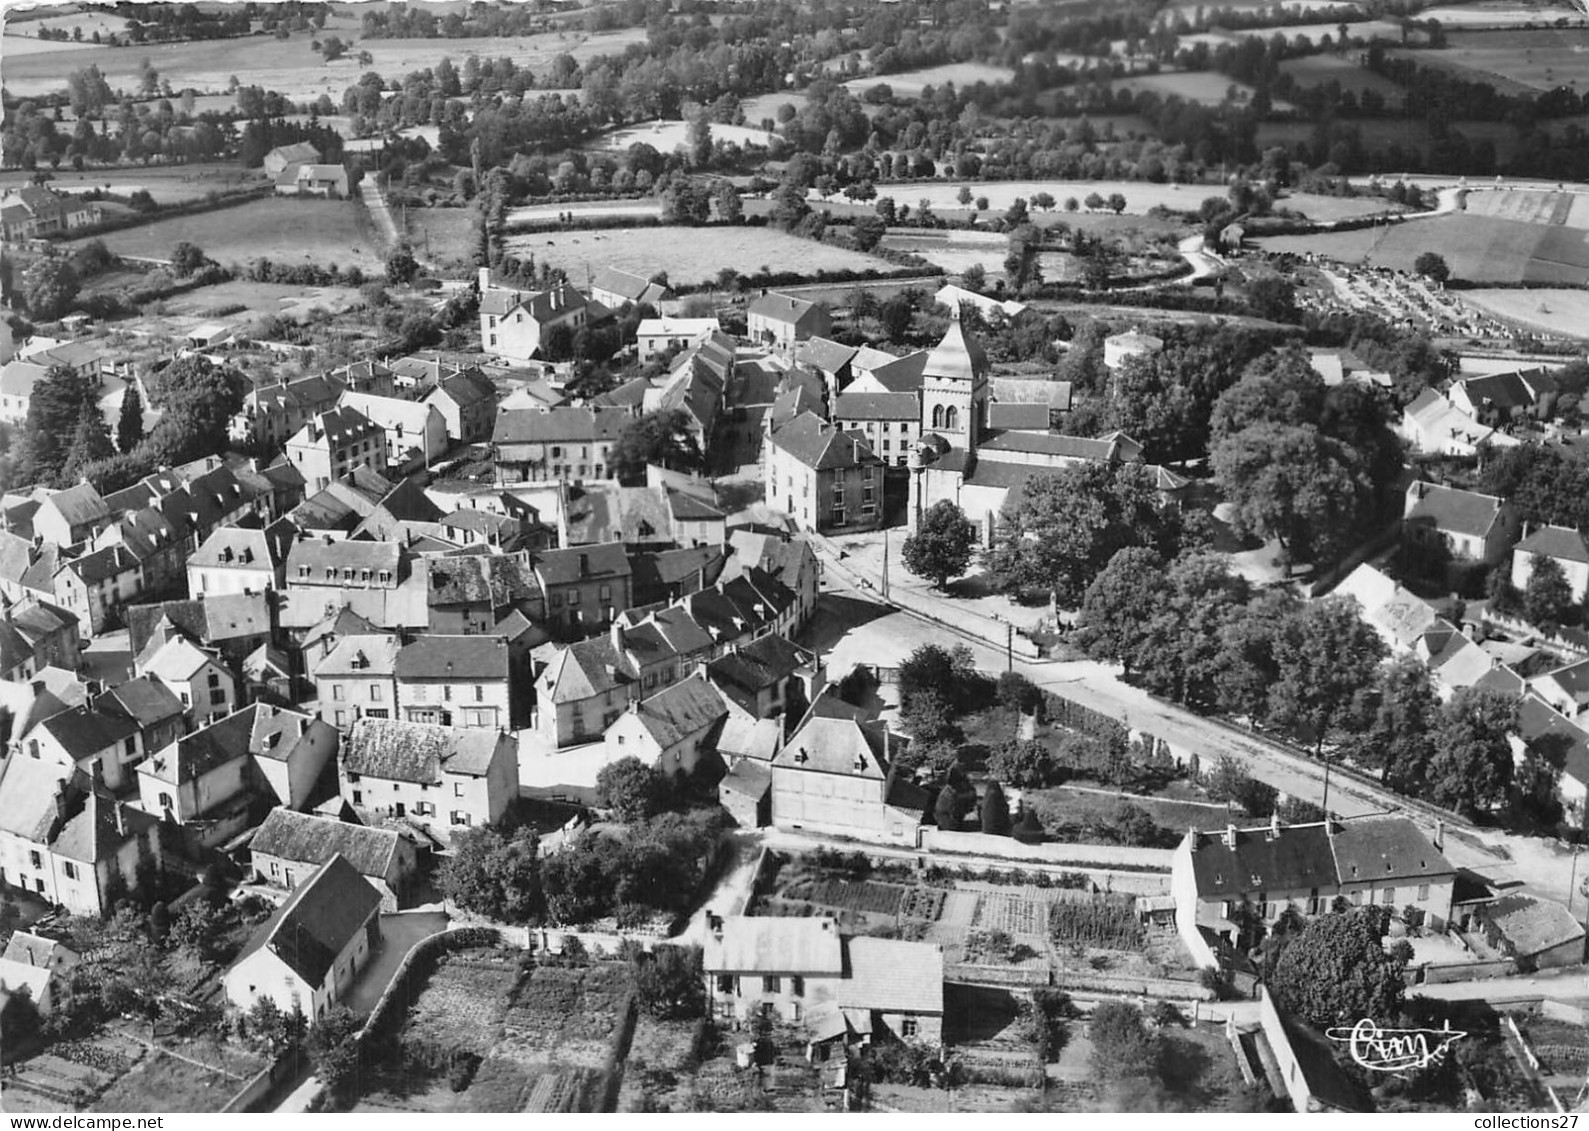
341, 909, 447, 1018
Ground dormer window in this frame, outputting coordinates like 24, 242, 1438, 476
794, 749, 809, 764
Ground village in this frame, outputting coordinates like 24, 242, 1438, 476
4, 0, 1589, 1117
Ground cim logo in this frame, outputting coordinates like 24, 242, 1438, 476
1324, 1019, 1467, 1074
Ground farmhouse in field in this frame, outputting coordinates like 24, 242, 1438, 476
263, 141, 322, 177
275, 163, 350, 199
703, 915, 945, 1043
223, 853, 383, 1020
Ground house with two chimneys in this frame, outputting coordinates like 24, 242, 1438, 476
229, 373, 347, 449
490, 406, 632, 484
1169, 814, 1456, 966
286, 406, 389, 493
19, 676, 185, 794
478, 269, 599, 362
188, 524, 291, 596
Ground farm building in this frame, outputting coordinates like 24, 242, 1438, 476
275, 163, 350, 200
933, 284, 1027, 321
1470, 893, 1586, 971
590, 265, 674, 312
223, 853, 383, 1021
263, 142, 322, 177
246, 807, 418, 911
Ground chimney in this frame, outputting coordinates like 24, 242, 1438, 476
113, 799, 126, 837
1187, 825, 1198, 849
1223, 824, 1237, 849
478, 266, 492, 292
1270, 811, 1280, 837
53, 779, 69, 825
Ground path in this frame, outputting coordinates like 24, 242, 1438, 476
358, 176, 403, 257
274, 1071, 322, 1114
675, 832, 766, 946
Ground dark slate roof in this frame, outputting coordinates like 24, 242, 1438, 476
141, 708, 258, 784
706, 633, 808, 700
51, 788, 158, 865
342, 718, 504, 782
667, 486, 724, 522
1405, 482, 1505, 540
590, 376, 652, 410
286, 537, 402, 579
1327, 815, 1452, 884
1518, 693, 1589, 788
631, 675, 728, 748
748, 291, 819, 324
979, 431, 1121, 461
491, 406, 630, 445
833, 391, 918, 422
769, 413, 880, 471
1186, 822, 1338, 899
249, 808, 402, 879
1457, 371, 1536, 411
986, 402, 1052, 431
535, 541, 631, 585
630, 545, 725, 592
40, 704, 138, 758
394, 635, 508, 682
41, 483, 110, 532
1517, 525, 1589, 566
126, 593, 272, 656
866, 351, 929, 393
923, 321, 988, 382
64, 545, 139, 585
98, 676, 185, 728
592, 265, 672, 305
230, 855, 382, 986
795, 336, 857, 375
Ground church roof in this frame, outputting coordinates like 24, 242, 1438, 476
923, 321, 988, 383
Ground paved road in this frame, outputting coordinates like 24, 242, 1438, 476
806, 542, 1572, 902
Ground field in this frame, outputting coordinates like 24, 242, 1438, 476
502, 224, 897, 286
587, 119, 779, 152
92, 1047, 265, 1114
1390, 27, 1589, 93
741, 91, 802, 125
1279, 53, 1408, 98
0, 164, 265, 208
881, 229, 1083, 280
1112, 71, 1284, 109
0, 26, 648, 101
824, 178, 1396, 222
1459, 287, 1589, 337
2, 7, 132, 41
507, 200, 662, 224
1259, 188, 1589, 283
63, 196, 386, 272
1227, 18, 1406, 41
843, 62, 1015, 99
1422, 0, 1588, 23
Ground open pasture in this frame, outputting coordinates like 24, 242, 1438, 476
1392, 27, 1589, 93
163, 280, 368, 322
586, 119, 777, 153
1256, 212, 1589, 283
64, 196, 384, 272
1459, 288, 1589, 337
1279, 53, 1408, 97
1227, 17, 1405, 41
1463, 187, 1589, 226
1421, 0, 1588, 24
843, 61, 1015, 99
503, 223, 897, 286
740, 91, 802, 125
2, 7, 133, 41
0, 26, 647, 101
0, 164, 264, 207
1112, 70, 1289, 109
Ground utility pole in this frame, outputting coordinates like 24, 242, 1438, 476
881, 527, 889, 601
1321, 751, 1332, 818
1006, 623, 1013, 672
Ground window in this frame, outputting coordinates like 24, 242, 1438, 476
451, 810, 471, 826
1417, 884, 1430, 902
62, 862, 76, 880
791, 1002, 802, 1022
455, 782, 464, 797
762, 976, 780, 994
901, 1018, 919, 1038
208, 671, 220, 688
569, 590, 581, 605
352, 789, 362, 804
28, 740, 37, 759
790, 976, 804, 998
28, 851, 41, 869
347, 772, 360, 783
444, 685, 452, 701
1351, 889, 1363, 905
475, 685, 485, 702
371, 685, 382, 701
717, 975, 734, 994
1382, 887, 1396, 906
333, 685, 345, 701
210, 689, 226, 706
335, 710, 346, 726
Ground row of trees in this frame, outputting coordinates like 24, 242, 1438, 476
1077, 547, 1553, 821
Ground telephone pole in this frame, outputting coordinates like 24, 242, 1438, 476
881, 528, 889, 601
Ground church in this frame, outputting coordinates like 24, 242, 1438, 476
907, 320, 1186, 547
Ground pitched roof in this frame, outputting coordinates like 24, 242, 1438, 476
190, 527, 277, 573
1185, 822, 1338, 900
230, 854, 382, 986
833, 391, 918, 422
287, 405, 384, 449
141, 635, 223, 684
1327, 814, 1452, 885
978, 431, 1123, 461
40, 483, 110, 533
543, 635, 638, 703
923, 321, 988, 383
747, 291, 819, 325
96, 676, 185, 729
841, 937, 944, 1014
769, 412, 879, 471
795, 336, 858, 374
51, 788, 158, 865
704, 916, 844, 974
775, 715, 890, 778
268, 141, 321, 164
286, 537, 403, 579
628, 675, 727, 748
706, 633, 809, 703
717, 715, 782, 762
591, 265, 672, 305
986, 402, 1052, 431
1405, 482, 1507, 540
249, 808, 402, 879
39, 705, 138, 758
1482, 892, 1586, 958
126, 592, 271, 656
1517, 525, 1589, 565
1455, 371, 1537, 412
342, 718, 506, 782
63, 544, 140, 585
2, 931, 77, 969
535, 541, 631, 585
990, 377, 1073, 410
315, 633, 401, 678
491, 406, 630, 446
394, 635, 508, 681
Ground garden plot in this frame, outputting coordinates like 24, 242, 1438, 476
402, 950, 525, 1062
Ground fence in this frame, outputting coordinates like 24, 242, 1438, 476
944, 962, 1051, 987
220, 1054, 293, 1113
358, 925, 508, 1046
1416, 956, 1518, 984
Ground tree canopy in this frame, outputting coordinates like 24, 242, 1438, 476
1271, 907, 1406, 1030
901, 500, 977, 589
608, 408, 704, 482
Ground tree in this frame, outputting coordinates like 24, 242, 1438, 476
980, 781, 1011, 835
168, 900, 221, 961
1003, 197, 1029, 228
1413, 252, 1451, 284
438, 825, 543, 922
1353, 656, 1439, 791
901, 500, 977, 589
597, 757, 665, 822
961, 263, 987, 293
898, 643, 977, 714
18, 363, 99, 483
1204, 755, 1279, 817
1523, 556, 1574, 627
934, 784, 961, 831
995, 670, 1040, 715
170, 241, 206, 277
321, 34, 347, 61
115, 382, 145, 455
851, 214, 886, 252
956, 185, 973, 207
1271, 907, 1406, 1029
1075, 547, 1169, 676
308, 1006, 363, 1104
22, 257, 80, 321
608, 409, 703, 482
1084, 192, 1106, 211
1107, 192, 1127, 214
1089, 1002, 1159, 1083
633, 944, 705, 1020
1264, 597, 1386, 755
988, 737, 1058, 788
385, 245, 419, 285
63, 401, 116, 482
985, 462, 1182, 608
714, 181, 743, 224
1428, 687, 1517, 816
